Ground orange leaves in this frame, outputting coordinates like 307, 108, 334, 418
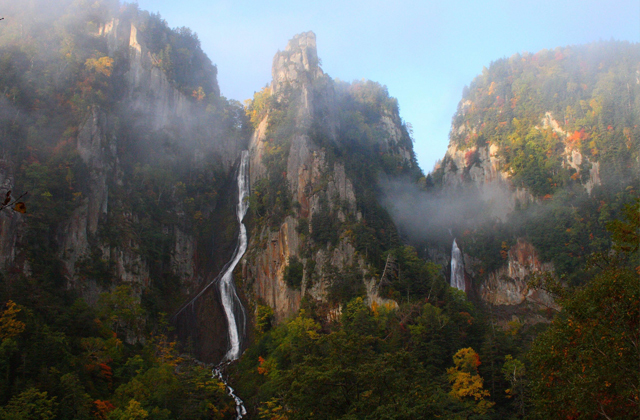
93, 400, 115, 420
0, 300, 26, 340
0, 191, 28, 214
464, 149, 477, 167
257, 355, 277, 376
567, 128, 588, 147
192, 86, 206, 102
257, 356, 268, 375
487, 81, 497, 96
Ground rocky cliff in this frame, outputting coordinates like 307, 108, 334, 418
430, 43, 639, 309
243, 32, 409, 322
0, 4, 247, 325
478, 239, 555, 307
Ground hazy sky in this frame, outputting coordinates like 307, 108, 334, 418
134, 0, 639, 173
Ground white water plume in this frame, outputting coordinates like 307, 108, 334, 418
213, 150, 251, 419
219, 149, 250, 362
450, 239, 465, 292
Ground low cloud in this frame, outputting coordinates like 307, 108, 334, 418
378, 175, 514, 244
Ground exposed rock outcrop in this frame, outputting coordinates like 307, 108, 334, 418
60, 107, 112, 284
435, 141, 532, 221
271, 31, 323, 95
245, 32, 405, 321
434, 110, 603, 308
479, 239, 555, 308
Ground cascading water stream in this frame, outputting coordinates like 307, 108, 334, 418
451, 239, 465, 292
173, 151, 250, 419
218, 150, 250, 362
212, 150, 250, 419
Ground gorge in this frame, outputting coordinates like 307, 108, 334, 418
0, 1, 638, 419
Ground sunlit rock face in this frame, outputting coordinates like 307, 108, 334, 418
245, 32, 405, 322
271, 31, 323, 94
436, 111, 602, 221
479, 238, 555, 307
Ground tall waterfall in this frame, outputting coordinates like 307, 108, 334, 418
173, 151, 250, 419
214, 150, 250, 419
219, 150, 250, 361
450, 239, 465, 292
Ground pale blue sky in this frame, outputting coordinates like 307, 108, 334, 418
135, 0, 639, 173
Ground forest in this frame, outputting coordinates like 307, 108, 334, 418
0, 1, 638, 419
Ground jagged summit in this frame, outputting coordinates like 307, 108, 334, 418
271, 31, 323, 93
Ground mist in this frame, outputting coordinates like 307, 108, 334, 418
378, 175, 515, 245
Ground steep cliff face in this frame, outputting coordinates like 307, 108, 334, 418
97, 19, 195, 131
435, 109, 603, 220
0, 3, 247, 323
478, 239, 555, 307
429, 43, 640, 307
54, 24, 202, 299
244, 32, 405, 322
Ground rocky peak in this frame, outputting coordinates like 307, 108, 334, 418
271, 31, 323, 93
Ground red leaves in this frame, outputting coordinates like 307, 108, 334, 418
93, 400, 115, 420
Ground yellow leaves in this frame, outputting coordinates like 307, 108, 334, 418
85, 56, 114, 77
452, 347, 482, 373
192, 86, 206, 102
121, 399, 149, 420
245, 87, 272, 128
154, 334, 183, 367
258, 398, 290, 420
506, 318, 523, 336
0, 300, 26, 340
447, 348, 495, 414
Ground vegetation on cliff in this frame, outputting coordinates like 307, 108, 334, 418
0, 1, 637, 418
426, 41, 640, 284
0, 0, 248, 417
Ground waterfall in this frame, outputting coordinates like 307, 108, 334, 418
213, 150, 250, 419
173, 151, 250, 419
451, 239, 465, 292
219, 150, 250, 362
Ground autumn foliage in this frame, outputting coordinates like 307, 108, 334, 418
447, 347, 495, 415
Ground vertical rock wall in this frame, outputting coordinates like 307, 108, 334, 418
244, 32, 403, 322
